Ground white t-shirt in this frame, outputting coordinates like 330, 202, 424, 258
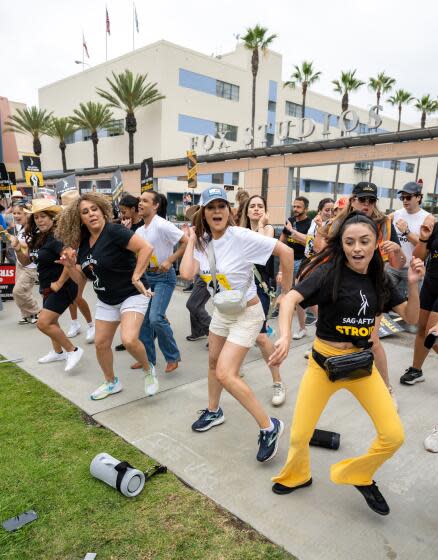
16, 225, 37, 269
193, 226, 277, 301
393, 207, 430, 266
136, 215, 183, 268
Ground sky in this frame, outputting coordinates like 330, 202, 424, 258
1, 0, 437, 124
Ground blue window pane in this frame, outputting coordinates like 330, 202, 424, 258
179, 69, 217, 95
269, 80, 278, 102
178, 114, 216, 136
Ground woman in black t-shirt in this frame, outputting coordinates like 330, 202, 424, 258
56, 193, 155, 402
240, 194, 286, 407
401, 215, 438, 385
11, 199, 83, 373
269, 212, 424, 516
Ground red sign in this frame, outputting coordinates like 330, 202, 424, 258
0, 265, 16, 285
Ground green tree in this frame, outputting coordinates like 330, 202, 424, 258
4, 106, 52, 156
241, 24, 277, 148
47, 117, 78, 172
368, 71, 396, 114
69, 102, 115, 168
284, 61, 321, 118
388, 89, 414, 132
96, 69, 165, 164
414, 94, 438, 129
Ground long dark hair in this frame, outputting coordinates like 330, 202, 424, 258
145, 190, 167, 218
25, 210, 59, 251
193, 201, 235, 251
239, 194, 268, 229
301, 211, 390, 312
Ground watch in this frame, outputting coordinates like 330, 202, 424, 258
404, 227, 410, 236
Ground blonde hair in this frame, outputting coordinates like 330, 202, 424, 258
56, 192, 113, 248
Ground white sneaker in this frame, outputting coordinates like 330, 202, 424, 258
144, 365, 159, 396
86, 324, 95, 344
67, 321, 81, 338
388, 385, 399, 412
38, 350, 67, 364
64, 346, 84, 372
90, 377, 123, 400
424, 426, 438, 453
272, 382, 286, 406
293, 328, 308, 340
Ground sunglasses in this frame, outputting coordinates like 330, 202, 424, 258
357, 196, 377, 204
12, 201, 28, 207
399, 194, 418, 201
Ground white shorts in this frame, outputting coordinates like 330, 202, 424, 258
95, 294, 150, 323
209, 301, 265, 348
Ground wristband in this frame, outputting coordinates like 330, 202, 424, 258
404, 227, 410, 236
419, 238, 429, 243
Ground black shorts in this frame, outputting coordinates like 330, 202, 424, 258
42, 282, 78, 315
419, 275, 438, 313
257, 284, 270, 334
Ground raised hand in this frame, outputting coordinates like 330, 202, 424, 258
181, 223, 196, 241
57, 247, 77, 268
408, 257, 425, 283
420, 215, 435, 240
268, 335, 291, 367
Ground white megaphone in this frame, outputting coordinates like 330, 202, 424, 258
90, 453, 145, 497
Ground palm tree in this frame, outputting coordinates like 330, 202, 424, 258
368, 71, 396, 114
241, 24, 277, 148
69, 102, 115, 168
4, 106, 52, 156
284, 61, 321, 118
47, 117, 78, 172
414, 94, 438, 129
413, 95, 438, 180
332, 70, 364, 199
388, 89, 414, 132
96, 69, 165, 164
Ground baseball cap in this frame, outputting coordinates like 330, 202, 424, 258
11, 190, 24, 198
352, 182, 378, 199
397, 181, 422, 196
200, 186, 228, 207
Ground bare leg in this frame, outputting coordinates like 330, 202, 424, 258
371, 316, 390, 387
207, 332, 227, 411
76, 277, 93, 323
120, 311, 149, 370
94, 320, 119, 382
256, 333, 281, 383
413, 310, 438, 369
215, 340, 271, 429
37, 309, 76, 353
69, 303, 78, 321
297, 304, 306, 331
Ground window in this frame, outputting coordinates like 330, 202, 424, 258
405, 163, 415, 173
215, 122, 238, 142
232, 172, 239, 185
104, 119, 124, 137
285, 101, 302, 117
261, 169, 269, 200
283, 137, 298, 145
212, 173, 223, 184
216, 80, 239, 101
268, 100, 277, 112
178, 114, 238, 142
358, 122, 368, 134
390, 160, 401, 171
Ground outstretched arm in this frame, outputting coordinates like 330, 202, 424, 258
269, 289, 304, 366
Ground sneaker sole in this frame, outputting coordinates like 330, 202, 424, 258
259, 420, 284, 463
272, 478, 313, 495
400, 377, 425, 385
192, 415, 225, 432
38, 356, 66, 364
91, 386, 123, 400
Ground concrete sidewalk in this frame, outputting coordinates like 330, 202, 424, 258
1, 285, 438, 560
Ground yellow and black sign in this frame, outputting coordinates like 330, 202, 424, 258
187, 150, 198, 190
140, 158, 154, 193
0, 163, 11, 192
22, 155, 44, 187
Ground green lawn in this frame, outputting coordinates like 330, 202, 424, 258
0, 360, 294, 560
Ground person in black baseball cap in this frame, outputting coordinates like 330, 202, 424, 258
397, 181, 422, 197
351, 181, 378, 200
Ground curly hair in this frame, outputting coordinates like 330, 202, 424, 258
55, 192, 113, 248
25, 210, 59, 251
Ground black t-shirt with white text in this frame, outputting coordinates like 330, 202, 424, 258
77, 223, 142, 305
30, 234, 75, 291
426, 223, 438, 279
295, 262, 405, 345
282, 217, 311, 261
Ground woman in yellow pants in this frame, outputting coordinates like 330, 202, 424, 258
270, 211, 424, 515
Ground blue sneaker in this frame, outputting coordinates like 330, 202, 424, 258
257, 418, 284, 462
192, 408, 225, 432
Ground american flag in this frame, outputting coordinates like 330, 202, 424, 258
106, 7, 111, 35
82, 33, 90, 58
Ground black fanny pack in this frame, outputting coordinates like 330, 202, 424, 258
312, 348, 374, 382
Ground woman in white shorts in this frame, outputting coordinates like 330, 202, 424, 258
56, 193, 155, 400
180, 186, 293, 463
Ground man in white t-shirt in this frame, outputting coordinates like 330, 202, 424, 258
388, 181, 431, 297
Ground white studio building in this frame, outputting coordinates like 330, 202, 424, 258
38, 40, 438, 216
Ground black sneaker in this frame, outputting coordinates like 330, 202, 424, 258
400, 367, 424, 385
18, 317, 30, 325
115, 344, 126, 352
186, 334, 208, 341
192, 408, 225, 432
272, 478, 313, 495
355, 481, 390, 515
183, 283, 194, 292
257, 418, 284, 463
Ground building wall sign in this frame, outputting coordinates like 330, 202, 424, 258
190, 106, 383, 154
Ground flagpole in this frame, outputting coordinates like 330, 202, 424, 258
82, 34, 85, 71
132, 2, 135, 51
105, 6, 108, 61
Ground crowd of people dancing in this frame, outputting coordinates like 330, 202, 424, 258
1, 179, 438, 516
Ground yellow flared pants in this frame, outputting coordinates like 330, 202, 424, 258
273, 338, 404, 488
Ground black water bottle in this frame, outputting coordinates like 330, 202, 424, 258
309, 429, 340, 450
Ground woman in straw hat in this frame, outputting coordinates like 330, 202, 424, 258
11, 198, 84, 372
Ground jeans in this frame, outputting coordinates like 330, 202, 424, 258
186, 275, 211, 337
139, 268, 181, 365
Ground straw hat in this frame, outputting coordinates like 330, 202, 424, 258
61, 189, 80, 207
11, 190, 24, 198
24, 198, 62, 215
